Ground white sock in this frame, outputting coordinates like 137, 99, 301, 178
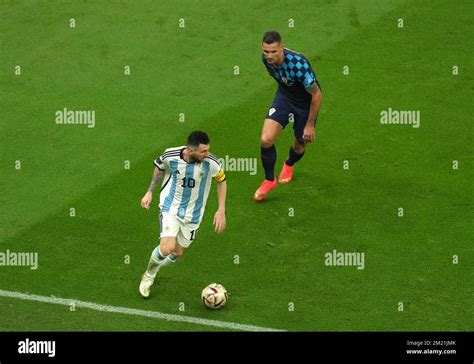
145, 246, 177, 278
145, 246, 165, 278
159, 253, 177, 269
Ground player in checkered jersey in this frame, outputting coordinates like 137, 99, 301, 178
139, 131, 227, 298
254, 31, 323, 201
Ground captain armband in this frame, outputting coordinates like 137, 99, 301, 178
214, 169, 226, 183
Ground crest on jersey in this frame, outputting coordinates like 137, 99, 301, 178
281, 77, 288, 85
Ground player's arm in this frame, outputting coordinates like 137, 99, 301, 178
304, 82, 323, 142
140, 166, 164, 210
213, 170, 227, 233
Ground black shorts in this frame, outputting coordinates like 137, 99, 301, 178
265, 92, 310, 143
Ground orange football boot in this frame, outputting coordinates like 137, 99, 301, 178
253, 179, 277, 201
278, 162, 294, 184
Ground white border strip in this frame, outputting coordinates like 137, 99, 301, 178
0, 289, 284, 332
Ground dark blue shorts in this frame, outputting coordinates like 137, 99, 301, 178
265, 93, 310, 143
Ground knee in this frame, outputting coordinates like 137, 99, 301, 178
159, 245, 172, 256
172, 251, 183, 258
293, 142, 306, 154
261, 135, 275, 148
159, 239, 175, 256
171, 247, 184, 258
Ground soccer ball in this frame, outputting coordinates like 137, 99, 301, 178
201, 283, 228, 309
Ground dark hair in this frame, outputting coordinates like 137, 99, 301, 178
262, 31, 282, 44
187, 131, 210, 147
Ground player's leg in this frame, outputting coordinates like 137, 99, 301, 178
139, 236, 177, 298
155, 225, 192, 267
171, 242, 187, 258
279, 107, 309, 184
147, 236, 179, 273
148, 212, 181, 272
254, 118, 281, 201
261, 118, 282, 180
255, 94, 293, 201
279, 137, 306, 183
139, 213, 179, 298
150, 221, 196, 277
175, 222, 198, 254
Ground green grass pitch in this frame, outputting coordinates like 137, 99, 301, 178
0, 0, 472, 331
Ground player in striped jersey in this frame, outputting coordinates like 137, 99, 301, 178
139, 131, 227, 298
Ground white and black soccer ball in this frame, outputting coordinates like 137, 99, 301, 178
201, 283, 228, 309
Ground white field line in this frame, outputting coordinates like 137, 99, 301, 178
0, 289, 284, 332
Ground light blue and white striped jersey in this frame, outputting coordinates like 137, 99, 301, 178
154, 146, 226, 224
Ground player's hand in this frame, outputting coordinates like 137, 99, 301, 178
213, 210, 226, 233
303, 124, 315, 143
141, 191, 153, 210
